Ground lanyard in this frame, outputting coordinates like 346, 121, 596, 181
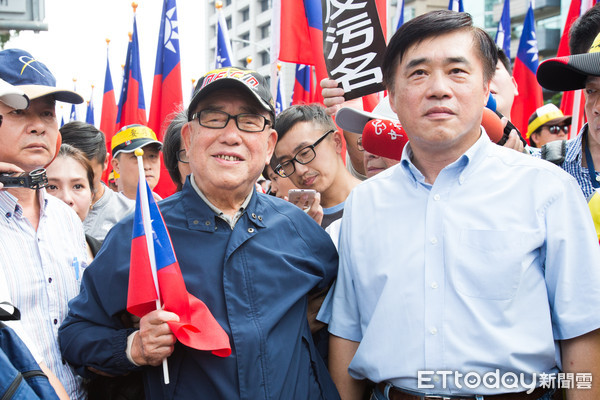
585, 130, 600, 189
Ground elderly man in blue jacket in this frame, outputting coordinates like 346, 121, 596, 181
59, 67, 340, 400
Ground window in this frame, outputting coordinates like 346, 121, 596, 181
226, 17, 232, 30
259, 0, 270, 12
260, 51, 269, 66
240, 7, 250, 22
260, 24, 270, 40
240, 32, 250, 48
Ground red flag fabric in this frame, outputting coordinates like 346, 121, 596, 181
149, 0, 181, 198
291, 64, 312, 105
279, 0, 325, 103
127, 177, 231, 357
511, 2, 543, 138
100, 46, 118, 183
117, 14, 147, 129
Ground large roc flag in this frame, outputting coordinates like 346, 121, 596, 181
117, 10, 147, 129
127, 175, 231, 357
511, 0, 543, 138
149, 0, 182, 198
100, 41, 118, 183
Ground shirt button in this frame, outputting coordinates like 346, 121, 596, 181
205, 221, 211, 226
430, 237, 438, 245
433, 194, 441, 201
430, 327, 438, 335
257, 216, 262, 221
251, 213, 257, 219
431, 282, 438, 289
5, 212, 11, 218
459, 176, 465, 184
48, 277, 52, 283
248, 228, 255, 233
53, 319, 58, 325
193, 220, 199, 225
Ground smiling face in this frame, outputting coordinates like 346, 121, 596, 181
0, 96, 59, 172
46, 155, 93, 221
388, 29, 489, 157
181, 88, 277, 201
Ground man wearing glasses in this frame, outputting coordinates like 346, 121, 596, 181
526, 104, 572, 149
273, 104, 360, 229
59, 67, 341, 400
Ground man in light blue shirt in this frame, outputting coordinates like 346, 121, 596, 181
329, 10, 600, 400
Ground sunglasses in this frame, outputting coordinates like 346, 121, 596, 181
545, 125, 569, 135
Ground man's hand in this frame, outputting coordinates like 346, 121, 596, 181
130, 310, 179, 366
321, 78, 346, 116
0, 162, 23, 190
286, 191, 324, 225
500, 117, 525, 153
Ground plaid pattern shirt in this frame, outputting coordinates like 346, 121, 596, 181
562, 124, 597, 200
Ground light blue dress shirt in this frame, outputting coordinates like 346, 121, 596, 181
329, 133, 600, 396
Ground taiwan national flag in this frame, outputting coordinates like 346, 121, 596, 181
215, 7, 233, 69
395, 0, 405, 31
127, 177, 231, 357
511, 1, 543, 137
86, 89, 95, 126
149, 0, 182, 197
279, 0, 325, 103
117, 13, 147, 128
291, 64, 312, 105
275, 75, 284, 115
100, 46, 118, 152
448, 0, 464, 12
495, 0, 511, 60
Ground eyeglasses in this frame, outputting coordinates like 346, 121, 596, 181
357, 136, 364, 152
176, 149, 189, 163
545, 125, 569, 135
191, 110, 271, 133
275, 129, 335, 178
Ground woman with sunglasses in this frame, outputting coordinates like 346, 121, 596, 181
527, 104, 572, 148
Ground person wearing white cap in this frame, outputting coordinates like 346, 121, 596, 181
0, 48, 87, 399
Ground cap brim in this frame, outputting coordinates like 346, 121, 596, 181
0, 93, 29, 109
335, 97, 398, 134
537, 52, 600, 92
113, 139, 162, 157
17, 85, 84, 104
547, 116, 572, 126
188, 79, 273, 120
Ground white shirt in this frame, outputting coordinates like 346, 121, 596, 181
0, 189, 88, 399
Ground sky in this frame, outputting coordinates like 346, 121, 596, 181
5, 0, 207, 124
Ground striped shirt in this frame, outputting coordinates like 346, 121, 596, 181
0, 189, 88, 399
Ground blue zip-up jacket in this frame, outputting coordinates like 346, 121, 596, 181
59, 182, 340, 400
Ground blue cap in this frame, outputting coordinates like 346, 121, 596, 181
0, 49, 83, 104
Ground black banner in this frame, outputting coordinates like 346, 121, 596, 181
323, 0, 387, 101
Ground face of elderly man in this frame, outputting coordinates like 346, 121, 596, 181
0, 96, 59, 172
182, 87, 277, 200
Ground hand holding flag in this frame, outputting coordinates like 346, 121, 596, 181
127, 148, 231, 384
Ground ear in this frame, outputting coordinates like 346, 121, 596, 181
264, 129, 278, 165
511, 77, 519, 96
103, 153, 110, 172
181, 121, 192, 153
482, 80, 491, 107
111, 156, 120, 174
388, 92, 398, 115
332, 129, 343, 154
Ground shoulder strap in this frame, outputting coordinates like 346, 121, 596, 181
541, 140, 567, 165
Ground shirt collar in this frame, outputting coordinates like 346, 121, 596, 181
400, 128, 490, 187
564, 123, 587, 164
0, 188, 48, 219
189, 173, 253, 229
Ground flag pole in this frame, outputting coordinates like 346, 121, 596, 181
135, 148, 170, 385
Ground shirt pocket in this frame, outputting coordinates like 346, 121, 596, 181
451, 229, 529, 301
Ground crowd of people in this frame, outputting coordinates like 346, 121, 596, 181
1, 5, 600, 400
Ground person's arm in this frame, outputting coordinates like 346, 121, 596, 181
329, 334, 367, 400
39, 361, 70, 400
561, 328, 600, 400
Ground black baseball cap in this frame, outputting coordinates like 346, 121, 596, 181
188, 67, 275, 121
